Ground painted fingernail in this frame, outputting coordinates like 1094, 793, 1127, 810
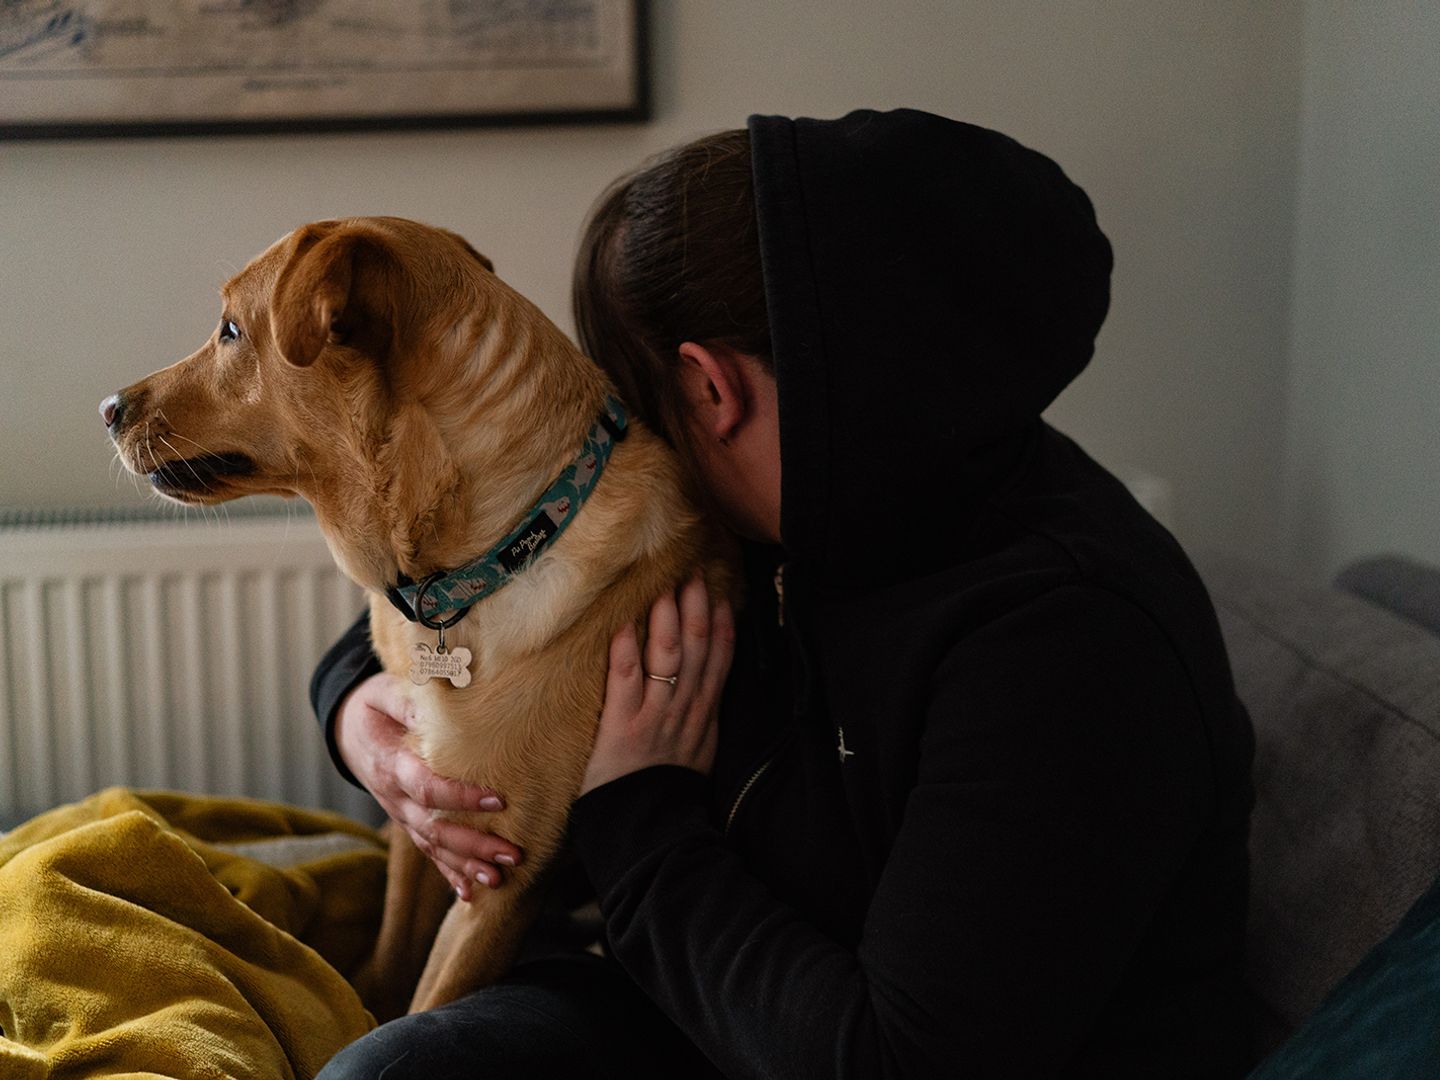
479, 796, 503, 811
495, 853, 516, 867
475, 868, 493, 887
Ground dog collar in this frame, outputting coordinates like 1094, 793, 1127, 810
385, 395, 628, 626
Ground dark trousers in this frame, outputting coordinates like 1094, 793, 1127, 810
317, 951, 722, 1080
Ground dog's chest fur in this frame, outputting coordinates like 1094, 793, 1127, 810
365, 429, 717, 867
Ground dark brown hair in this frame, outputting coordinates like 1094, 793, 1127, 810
572, 129, 771, 454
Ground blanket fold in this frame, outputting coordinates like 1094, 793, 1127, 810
0, 788, 386, 1079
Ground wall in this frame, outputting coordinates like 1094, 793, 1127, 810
1283, 3, 1440, 579
0, 2, 1304, 566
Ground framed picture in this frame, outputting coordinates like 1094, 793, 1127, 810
0, 0, 649, 139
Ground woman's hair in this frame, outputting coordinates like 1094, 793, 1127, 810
572, 129, 771, 454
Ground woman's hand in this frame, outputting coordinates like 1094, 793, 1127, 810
581, 575, 736, 796
334, 671, 523, 901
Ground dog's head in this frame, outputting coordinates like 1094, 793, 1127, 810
104, 216, 600, 586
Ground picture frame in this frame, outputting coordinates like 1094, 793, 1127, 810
0, 0, 649, 139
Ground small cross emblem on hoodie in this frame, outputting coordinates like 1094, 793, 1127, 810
837, 728, 855, 763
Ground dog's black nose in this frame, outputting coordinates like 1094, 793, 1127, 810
100, 393, 123, 431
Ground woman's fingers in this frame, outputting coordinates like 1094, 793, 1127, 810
418, 835, 501, 899
643, 586, 683, 691
674, 575, 713, 694
428, 851, 471, 901
380, 748, 521, 896
419, 814, 523, 871
696, 599, 735, 703
393, 749, 506, 814
693, 600, 734, 769
604, 621, 646, 722
339, 675, 522, 899
402, 811, 519, 900
642, 575, 711, 711
415, 842, 496, 904
581, 579, 730, 795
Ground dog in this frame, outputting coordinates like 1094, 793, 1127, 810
103, 216, 735, 1019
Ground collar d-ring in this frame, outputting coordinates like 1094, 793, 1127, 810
414, 572, 476, 631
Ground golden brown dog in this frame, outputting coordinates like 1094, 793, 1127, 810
103, 216, 733, 1018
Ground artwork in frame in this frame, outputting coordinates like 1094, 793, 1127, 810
0, 0, 649, 138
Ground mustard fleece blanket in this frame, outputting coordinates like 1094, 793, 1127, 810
0, 788, 386, 1079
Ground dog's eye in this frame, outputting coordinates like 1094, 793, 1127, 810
218, 319, 241, 344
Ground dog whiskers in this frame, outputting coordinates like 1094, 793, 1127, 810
166, 430, 220, 458
158, 434, 211, 491
142, 423, 159, 474
110, 448, 143, 498
156, 414, 221, 461
289, 451, 319, 499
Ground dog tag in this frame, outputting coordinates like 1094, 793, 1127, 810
409, 643, 473, 688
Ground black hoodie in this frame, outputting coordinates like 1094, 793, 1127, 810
313, 110, 1256, 1077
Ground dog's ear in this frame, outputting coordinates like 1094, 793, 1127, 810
270, 224, 401, 367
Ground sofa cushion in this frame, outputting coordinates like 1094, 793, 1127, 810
1200, 559, 1440, 1035
1248, 864, 1440, 1078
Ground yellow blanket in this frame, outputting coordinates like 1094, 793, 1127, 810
0, 788, 386, 1079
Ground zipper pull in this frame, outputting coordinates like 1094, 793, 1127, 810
774, 564, 786, 627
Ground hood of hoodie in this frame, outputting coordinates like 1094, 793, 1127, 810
748, 108, 1113, 587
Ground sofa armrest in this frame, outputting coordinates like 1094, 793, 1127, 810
1335, 554, 1440, 639
1199, 558, 1440, 1036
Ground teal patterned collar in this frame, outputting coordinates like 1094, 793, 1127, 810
385, 395, 628, 627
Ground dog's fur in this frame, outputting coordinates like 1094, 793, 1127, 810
107, 216, 733, 1017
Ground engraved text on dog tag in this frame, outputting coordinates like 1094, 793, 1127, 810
409, 643, 473, 688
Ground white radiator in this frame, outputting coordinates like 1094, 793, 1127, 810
0, 511, 377, 828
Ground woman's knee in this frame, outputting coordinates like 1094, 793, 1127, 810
316, 955, 712, 1079
317, 968, 597, 1079
316, 995, 526, 1079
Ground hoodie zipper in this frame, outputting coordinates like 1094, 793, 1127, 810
723, 563, 790, 836
724, 756, 776, 835
774, 564, 786, 627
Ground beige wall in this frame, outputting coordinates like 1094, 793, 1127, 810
1, 2, 1305, 567
1283, 3, 1440, 579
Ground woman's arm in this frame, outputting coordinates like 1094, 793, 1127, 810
309, 611, 383, 787
570, 585, 1222, 1077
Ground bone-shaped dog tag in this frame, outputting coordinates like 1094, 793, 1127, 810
409, 643, 473, 688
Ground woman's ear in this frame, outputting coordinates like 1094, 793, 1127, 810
677, 342, 749, 443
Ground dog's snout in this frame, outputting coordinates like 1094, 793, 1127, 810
100, 393, 124, 432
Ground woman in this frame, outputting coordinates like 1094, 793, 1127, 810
314, 109, 1256, 1077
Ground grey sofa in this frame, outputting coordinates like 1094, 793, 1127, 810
1201, 554, 1440, 1056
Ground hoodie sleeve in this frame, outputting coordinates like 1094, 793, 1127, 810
309, 610, 383, 790
568, 585, 1220, 1078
